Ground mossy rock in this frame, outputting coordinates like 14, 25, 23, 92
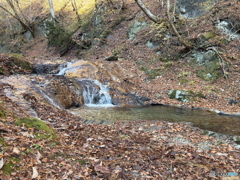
200, 31, 216, 40
0, 53, 32, 75
15, 117, 56, 139
13, 59, 31, 71
191, 50, 224, 81
140, 67, 162, 79
128, 20, 147, 40
196, 57, 223, 81
169, 89, 205, 102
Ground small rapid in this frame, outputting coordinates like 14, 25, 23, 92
79, 79, 114, 107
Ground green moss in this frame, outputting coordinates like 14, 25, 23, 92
9, 157, 20, 164
1, 162, 14, 175
76, 159, 87, 166
0, 137, 8, 147
188, 80, 195, 85
169, 89, 205, 102
8, 53, 25, 60
169, 90, 177, 100
1, 157, 20, 175
201, 31, 216, 40
201, 130, 209, 135
179, 78, 188, 84
194, 53, 224, 81
0, 67, 4, 75
0, 104, 6, 118
159, 57, 168, 62
15, 117, 56, 139
13, 60, 31, 71
234, 138, 240, 144
163, 62, 173, 69
0, 111, 5, 118
140, 67, 162, 79
196, 68, 223, 81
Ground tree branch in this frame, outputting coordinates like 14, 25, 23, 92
135, 0, 193, 49
135, 0, 161, 23
166, 0, 192, 49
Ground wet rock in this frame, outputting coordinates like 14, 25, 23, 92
45, 76, 84, 109
61, 60, 141, 106
104, 55, 118, 61
32, 64, 60, 74
227, 98, 237, 105
176, 0, 216, 19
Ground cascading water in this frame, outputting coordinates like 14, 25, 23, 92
57, 62, 73, 75
79, 79, 113, 107
56, 60, 114, 107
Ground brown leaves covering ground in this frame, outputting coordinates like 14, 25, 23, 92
1, 0, 240, 179
0, 88, 240, 179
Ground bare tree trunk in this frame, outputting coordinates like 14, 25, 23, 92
48, 0, 56, 21
0, 2, 35, 37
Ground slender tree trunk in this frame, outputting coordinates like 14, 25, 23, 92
48, 0, 56, 21
70, 0, 81, 22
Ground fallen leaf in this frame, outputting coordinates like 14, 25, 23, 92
20, 131, 34, 138
94, 164, 110, 174
31, 167, 38, 179
0, 158, 4, 169
13, 147, 20, 154
36, 151, 42, 163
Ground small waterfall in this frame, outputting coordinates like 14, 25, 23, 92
80, 79, 113, 107
57, 62, 73, 75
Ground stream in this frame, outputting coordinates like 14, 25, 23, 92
1, 60, 240, 138
70, 105, 240, 136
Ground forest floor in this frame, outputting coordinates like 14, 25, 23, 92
0, 85, 240, 179
0, 0, 240, 179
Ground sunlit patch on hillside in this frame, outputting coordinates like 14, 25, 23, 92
0, 0, 95, 18
51, 0, 95, 15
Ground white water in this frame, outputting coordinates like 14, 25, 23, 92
57, 61, 114, 107
57, 62, 73, 75
80, 79, 114, 107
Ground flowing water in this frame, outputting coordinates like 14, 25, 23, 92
70, 105, 240, 136
79, 79, 113, 107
